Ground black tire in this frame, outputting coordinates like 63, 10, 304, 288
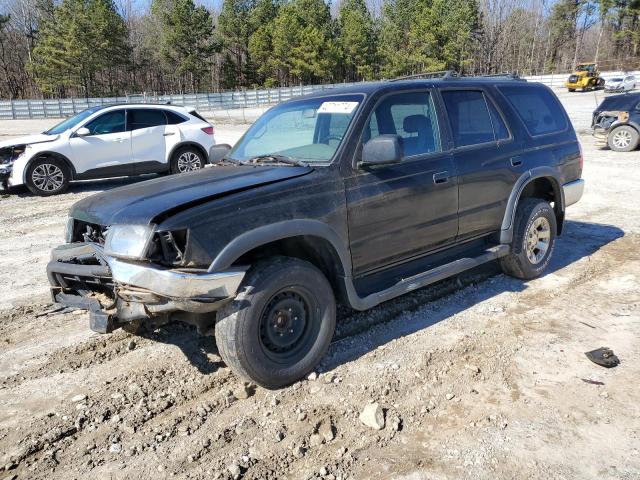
607, 125, 640, 152
568, 88, 575, 92
499, 198, 557, 280
215, 257, 336, 389
25, 157, 71, 196
170, 145, 205, 174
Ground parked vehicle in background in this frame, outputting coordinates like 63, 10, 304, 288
592, 92, 640, 152
604, 74, 637, 93
48, 75, 584, 388
0, 104, 215, 195
565, 62, 606, 92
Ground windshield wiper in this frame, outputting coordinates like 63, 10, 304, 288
243, 154, 308, 167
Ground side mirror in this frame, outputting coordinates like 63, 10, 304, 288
76, 127, 90, 137
360, 135, 403, 167
209, 143, 232, 163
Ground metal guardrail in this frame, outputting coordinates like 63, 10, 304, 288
0, 83, 362, 120
0, 71, 638, 120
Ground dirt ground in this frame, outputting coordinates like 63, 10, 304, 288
1, 89, 640, 480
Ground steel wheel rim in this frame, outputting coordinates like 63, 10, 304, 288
31, 163, 64, 192
613, 130, 632, 149
258, 287, 319, 364
525, 217, 551, 265
177, 152, 202, 173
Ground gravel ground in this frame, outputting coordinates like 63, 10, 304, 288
0, 88, 639, 480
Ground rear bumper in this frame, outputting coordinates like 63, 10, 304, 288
48, 243, 246, 333
563, 179, 585, 207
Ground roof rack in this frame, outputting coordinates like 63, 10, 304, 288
390, 71, 525, 82
389, 71, 457, 82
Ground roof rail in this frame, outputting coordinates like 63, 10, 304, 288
389, 71, 457, 82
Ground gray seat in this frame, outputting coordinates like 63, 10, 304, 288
402, 114, 434, 156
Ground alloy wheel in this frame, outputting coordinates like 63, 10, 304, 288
31, 163, 65, 192
176, 151, 203, 173
612, 129, 632, 149
525, 216, 551, 265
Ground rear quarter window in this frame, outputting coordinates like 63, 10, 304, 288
498, 86, 567, 136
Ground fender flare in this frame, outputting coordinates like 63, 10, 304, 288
23, 151, 77, 183
208, 219, 352, 274
167, 141, 209, 165
499, 167, 565, 244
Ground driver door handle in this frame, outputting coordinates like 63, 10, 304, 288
433, 171, 450, 185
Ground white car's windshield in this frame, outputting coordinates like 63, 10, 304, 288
610, 78, 623, 82
45, 106, 104, 135
228, 94, 363, 164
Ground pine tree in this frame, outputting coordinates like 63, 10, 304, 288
337, 0, 377, 81
217, 0, 254, 88
378, 0, 420, 77
271, 0, 338, 85
155, 0, 216, 92
30, 0, 129, 97
247, 0, 280, 86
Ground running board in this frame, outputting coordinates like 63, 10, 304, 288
345, 244, 510, 311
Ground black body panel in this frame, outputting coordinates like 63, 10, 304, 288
63, 77, 583, 309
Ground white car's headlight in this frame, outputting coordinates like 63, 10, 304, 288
104, 224, 155, 260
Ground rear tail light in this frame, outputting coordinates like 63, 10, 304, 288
578, 141, 584, 170
201, 126, 214, 135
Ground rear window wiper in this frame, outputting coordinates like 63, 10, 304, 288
243, 154, 308, 167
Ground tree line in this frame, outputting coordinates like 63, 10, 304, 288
0, 0, 638, 99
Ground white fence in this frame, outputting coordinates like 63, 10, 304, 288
1, 71, 638, 120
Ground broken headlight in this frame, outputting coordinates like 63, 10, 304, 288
103, 224, 155, 260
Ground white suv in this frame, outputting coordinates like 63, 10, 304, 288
0, 104, 216, 195
605, 75, 637, 92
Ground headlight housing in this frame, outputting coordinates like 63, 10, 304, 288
64, 217, 75, 243
104, 224, 155, 260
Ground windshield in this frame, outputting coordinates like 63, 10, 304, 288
610, 78, 623, 82
45, 106, 104, 135
228, 94, 363, 164
576, 64, 595, 72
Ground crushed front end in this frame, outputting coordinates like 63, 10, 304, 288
592, 110, 629, 146
48, 220, 246, 334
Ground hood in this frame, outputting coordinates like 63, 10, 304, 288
70, 165, 313, 226
0, 133, 59, 150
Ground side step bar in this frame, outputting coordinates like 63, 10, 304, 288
346, 245, 510, 311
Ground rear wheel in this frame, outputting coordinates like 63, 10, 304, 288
25, 157, 70, 196
170, 146, 205, 174
608, 125, 639, 152
500, 198, 557, 280
215, 257, 336, 389
568, 88, 575, 92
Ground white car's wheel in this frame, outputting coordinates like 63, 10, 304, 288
608, 126, 640, 152
26, 157, 70, 196
170, 146, 205, 174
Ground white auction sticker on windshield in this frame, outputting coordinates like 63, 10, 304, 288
318, 101, 359, 114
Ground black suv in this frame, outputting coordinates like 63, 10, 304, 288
48, 76, 584, 388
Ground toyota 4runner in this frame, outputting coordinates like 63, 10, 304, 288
48, 75, 585, 388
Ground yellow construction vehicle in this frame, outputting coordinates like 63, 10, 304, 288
565, 62, 606, 92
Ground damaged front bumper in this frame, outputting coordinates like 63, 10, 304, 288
48, 243, 246, 334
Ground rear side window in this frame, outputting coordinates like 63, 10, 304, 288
441, 90, 495, 147
487, 100, 510, 141
165, 110, 187, 124
128, 109, 167, 130
498, 86, 567, 136
188, 110, 208, 122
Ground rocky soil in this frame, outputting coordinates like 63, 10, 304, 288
0, 94, 639, 480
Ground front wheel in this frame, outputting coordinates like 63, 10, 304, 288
25, 157, 70, 196
608, 125, 639, 152
215, 257, 336, 389
170, 146, 205, 174
500, 198, 557, 280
